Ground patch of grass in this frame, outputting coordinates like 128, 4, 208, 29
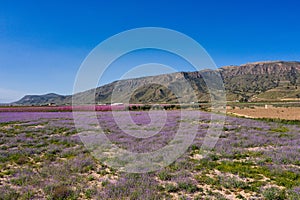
236, 194, 246, 199
87, 175, 95, 181
60, 150, 77, 159
20, 191, 35, 199
84, 188, 97, 198
216, 161, 300, 188
223, 127, 229, 131
278, 133, 291, 138
195, 159, 300, 191
178, 182, 200, 193
158, 171, 172, 181
15, 155, 29, 165
270, 126, 289, 133
208, 153, 220, 161
11, 176, 28, 186
195, 174, 217, 185
101, 180, 109, 187
6, 153, 29, 165
253, 127, 264, 131
0, 186, 20, 199
190, 144, 200, 151
219, 176, 248, 190
262, 187, 286, 200
165, 183, 179, 193
215, 161, 264, 180
258, 118, 300, 125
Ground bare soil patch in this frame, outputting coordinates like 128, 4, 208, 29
227, 107, 300, 120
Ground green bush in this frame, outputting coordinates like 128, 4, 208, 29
178, 182, 199, 193
262, 187, 286, 200
165, 183, 179, 193
158, 171, 172, 181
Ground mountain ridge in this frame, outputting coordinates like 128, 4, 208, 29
13, 61, 300, 105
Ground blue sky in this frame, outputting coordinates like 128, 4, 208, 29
1, 0, 300, 103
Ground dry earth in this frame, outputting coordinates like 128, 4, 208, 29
227, 106, 300, 120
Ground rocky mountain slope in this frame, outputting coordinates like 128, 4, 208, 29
14, 93, 68, 106
13, 61, 300, 105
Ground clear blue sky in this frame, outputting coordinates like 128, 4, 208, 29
1, 0, 300, 103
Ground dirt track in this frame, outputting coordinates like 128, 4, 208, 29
227, 107, 300, 120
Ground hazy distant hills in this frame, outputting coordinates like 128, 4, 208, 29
14, 93, 69, 106
13, 61, 300, 105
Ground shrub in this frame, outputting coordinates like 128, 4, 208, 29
165, 183, 179, 193
158, 171, 172, 181
178, 182, 199, 193
262, 187, 286, 200
0, 186, 20, 199
50, 185, 75, 200
15, 155, 28, 165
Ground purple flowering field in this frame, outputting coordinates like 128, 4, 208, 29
0, 110, 299, 199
